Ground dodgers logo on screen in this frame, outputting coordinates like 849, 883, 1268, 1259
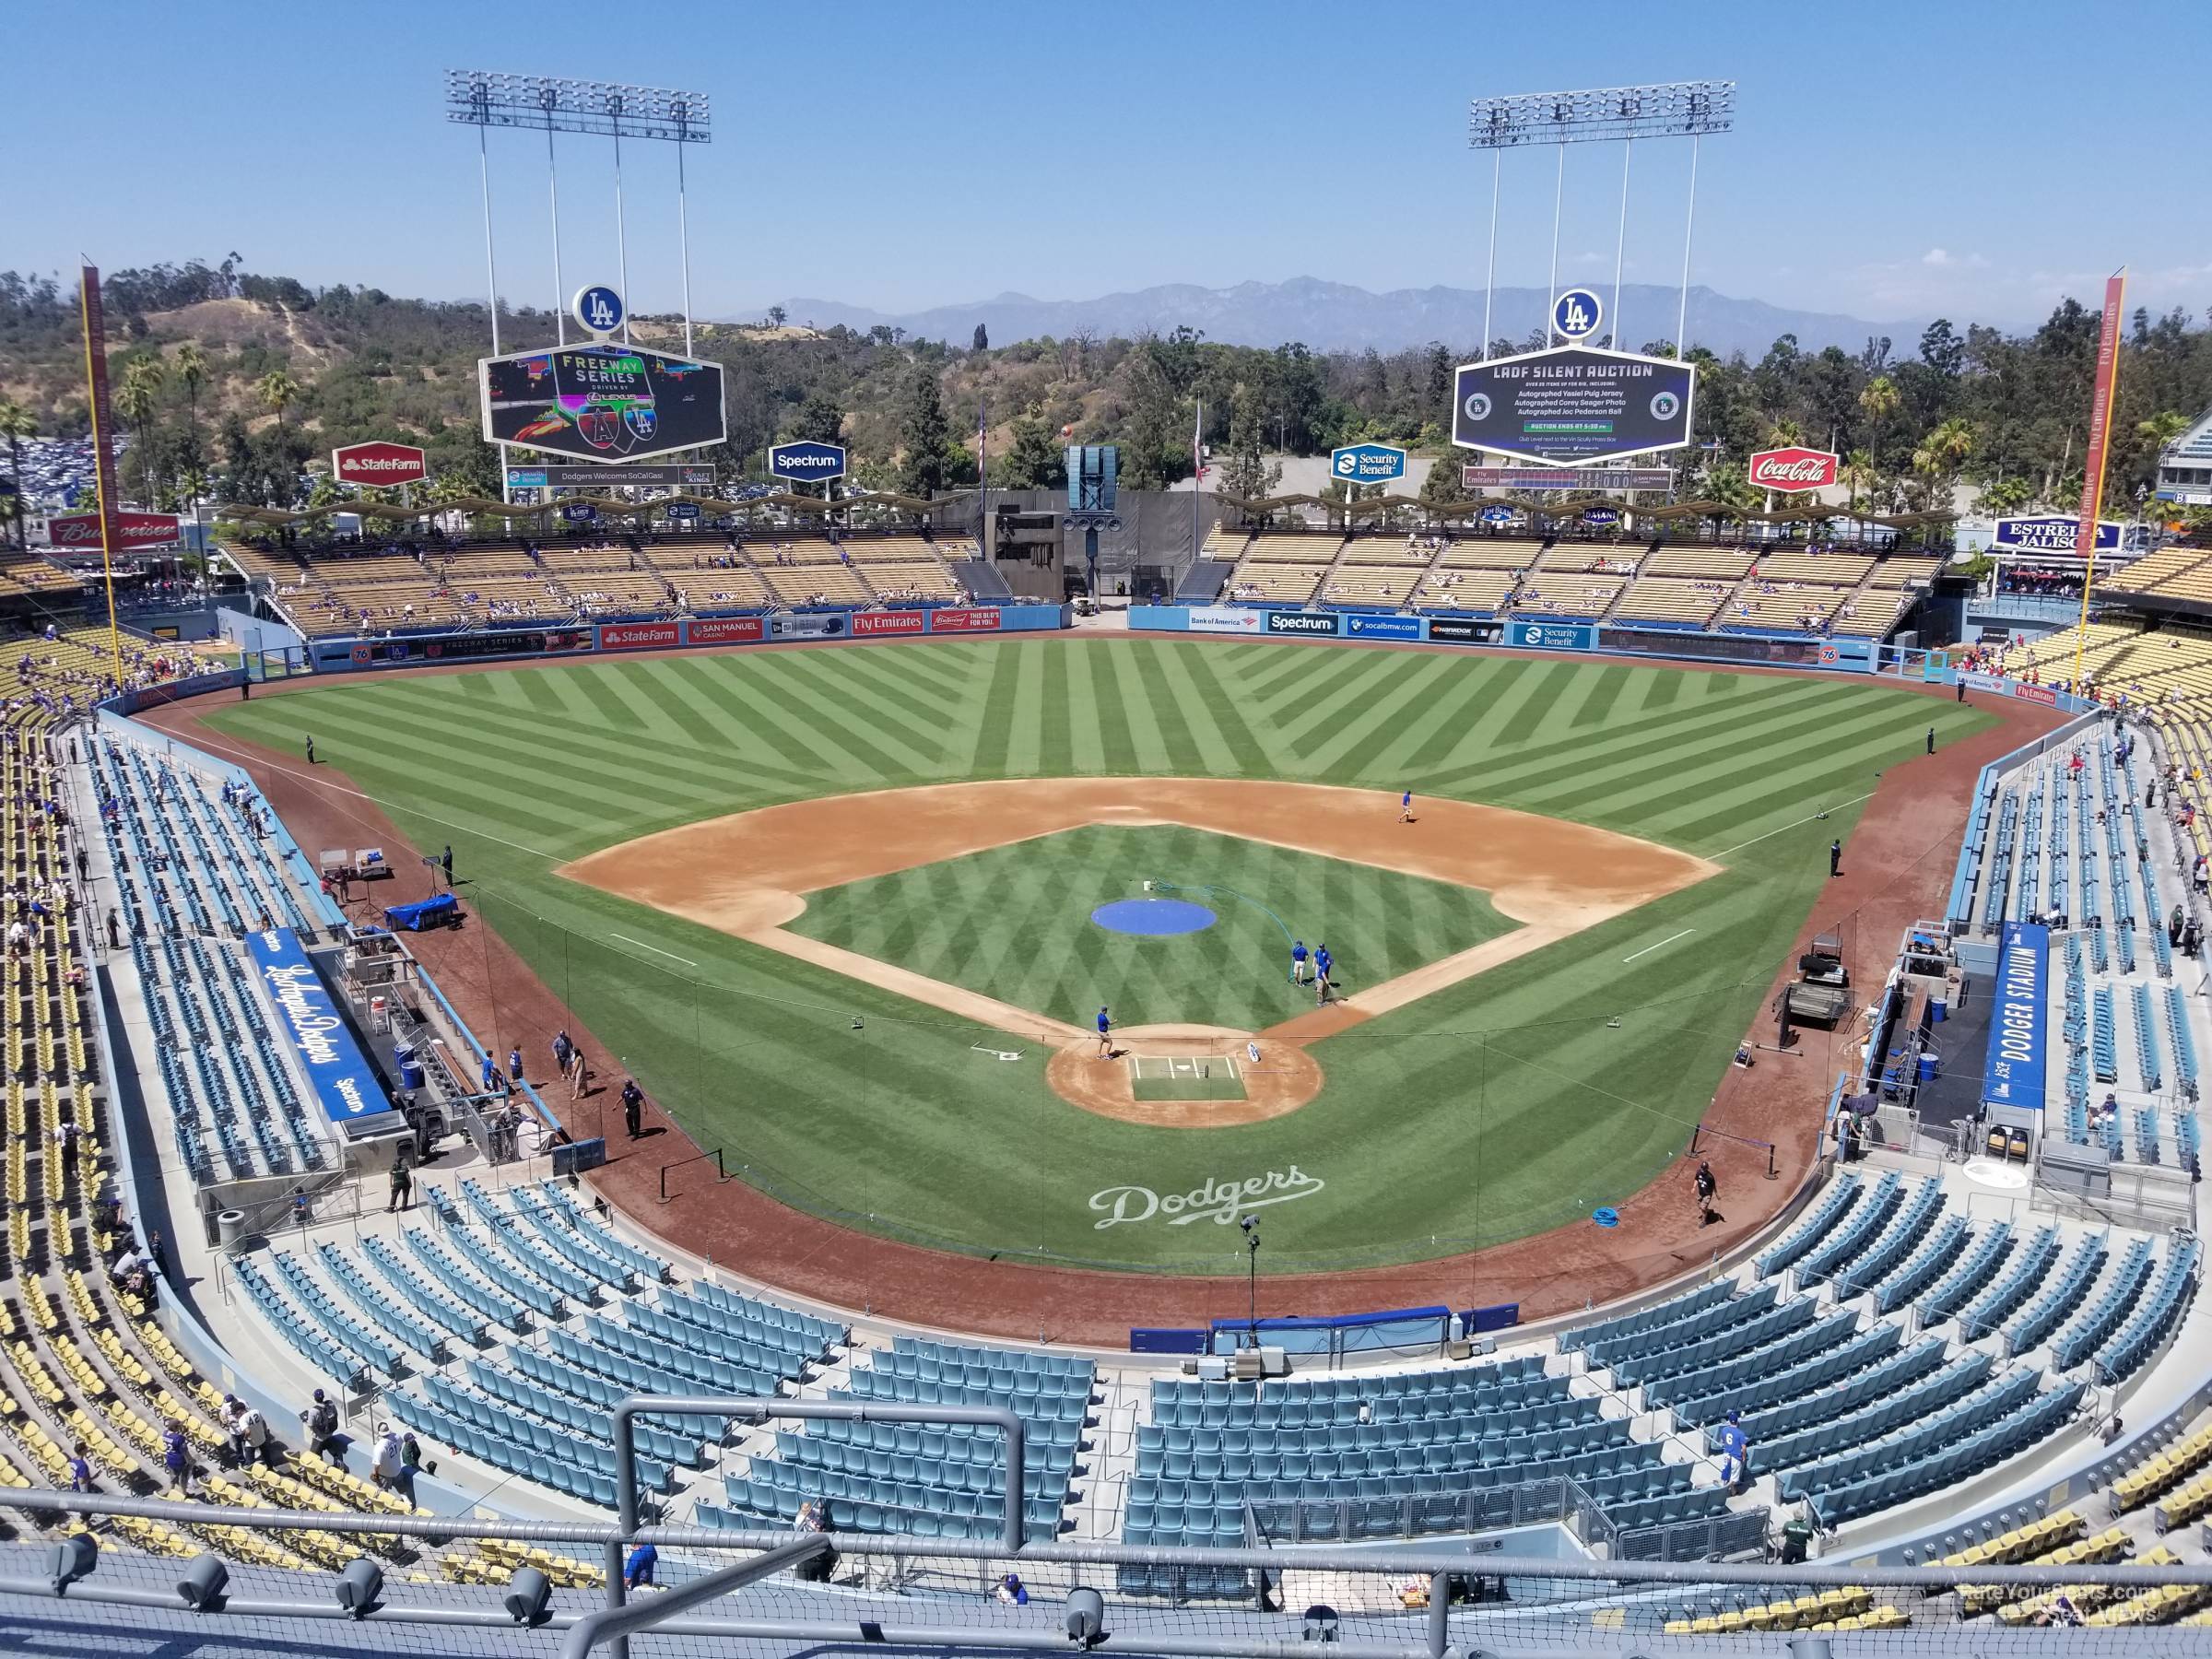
1463, 391, 1492, 422
1650, 390, 1682, 420
572, 285, 625, 336
1553, 287, 1603, 342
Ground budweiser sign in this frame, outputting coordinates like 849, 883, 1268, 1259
1747, 447, 1839, 492
48, 510, 181, 549
332, 441, 428, 488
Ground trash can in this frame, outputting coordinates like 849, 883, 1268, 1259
215, 1209, 250, 1249
1917, 1053, 1940, 1083
395, 1042, 425, 1092
1930, 996, 1947, 1023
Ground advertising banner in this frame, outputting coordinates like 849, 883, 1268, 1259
1265, 611, 1340, 636
767, 441, 848, 486
1747, 447, 1840, 492
1462, 465, 1673, 490
480, 344, 725, 463
770, 613, 847, 639
1188, 606, 1264, 634
598, 620, 681, 652
47, 510, 180, 550
1426, 617, 1504, 645
927, 606, 1003, 633
852, 610, 927, 637
418, 629, 594, 661
1328, 442, 1407, 485
559, 501, 597, 523
507, 464, 715, 489
688, 616, 766, 645
1993, 516, 2121, 555
665, 501, 700, 520
1507, 620, 1597, 652
1340, 613, 1421, 641
245, 929, 401, 1131
332, 441, 428, 488
1983, 921, 2050, 1112
1452, 346, 1696, 465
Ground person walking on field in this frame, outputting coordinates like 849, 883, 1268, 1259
304, 735, 316, 766
1926, 726, 1936, 756
569, 1046, 588, 1100
1289, 939, 1309, 985
1694, 1159, 1718, 1227
1096, 1006, 1112, 1059
621, 1077, 645, 1139
1829, 839, 1841, 878
1314, 944, 1335, 1007
1400, 789, 1415, 824
508, 1046, 524, 1090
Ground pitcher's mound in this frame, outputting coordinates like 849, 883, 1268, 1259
1047, 1025, 1323, 1127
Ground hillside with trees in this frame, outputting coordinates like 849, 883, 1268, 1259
3, 257, 2208, 524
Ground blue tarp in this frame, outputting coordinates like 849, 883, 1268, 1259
1983, 920, 2050, 1112
245, 929, 400, 1135
383, 894, 457, 932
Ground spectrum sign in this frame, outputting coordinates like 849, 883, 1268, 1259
332, 441, 429, 488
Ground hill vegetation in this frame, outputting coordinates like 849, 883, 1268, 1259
2, 256, 2208, 524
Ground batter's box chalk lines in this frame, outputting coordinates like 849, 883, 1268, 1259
1621, 928, 1696, 964
971, 1044, 1025, 1062
609, 933, 697, 967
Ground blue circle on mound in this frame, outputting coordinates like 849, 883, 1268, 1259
1592, 1206, 1620, 1229
1091, 899, 1218, 936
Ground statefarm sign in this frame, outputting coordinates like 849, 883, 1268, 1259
48, 510, 181, 550
1747, 447, 1839, 492
332, 441, 429, 488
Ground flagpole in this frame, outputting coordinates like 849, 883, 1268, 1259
977, 402, 987, 570
1192, 398, 1203, 572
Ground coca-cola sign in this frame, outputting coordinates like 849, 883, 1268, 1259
1747, 447, 1839, 492
332, 441, 428, 488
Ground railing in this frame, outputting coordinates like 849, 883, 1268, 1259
1244, 1475, 1618, 1552
1614, 1505, 1770, 1563
658, 1146, 726, 1203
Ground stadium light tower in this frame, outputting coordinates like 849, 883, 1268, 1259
444, 71, 713, 354
1468, 82, 1734, 358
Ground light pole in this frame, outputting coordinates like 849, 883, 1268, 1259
1239, 1215, 1260, 1349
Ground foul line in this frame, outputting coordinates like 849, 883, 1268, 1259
1710, 792, 1877, 861
609, 934, 697, 967
1622, 928, 1696, 964
149, 728, 559, 862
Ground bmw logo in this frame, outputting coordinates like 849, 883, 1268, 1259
1463, 393, 1492, 422
1650, 391, 1681, 420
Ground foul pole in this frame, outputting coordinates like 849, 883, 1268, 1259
76, 267, 126, 677
2071, 268, 2128, 692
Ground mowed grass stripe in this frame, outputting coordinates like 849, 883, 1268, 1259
1105, 641, 1174, 771
1135, 641, 1211, 776
1281, 647, 1439, 769
775, 650, 956, 769
683, 658, 851, 776
1063, 641, 1109, 773
656, 657, 833, 786
736, 653, 935, 782
1088, 642, 1141, 771
1172, 641, 1278, 777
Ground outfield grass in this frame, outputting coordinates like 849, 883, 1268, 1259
790, 824, 1512, 1032
203, 638, 1994, 1273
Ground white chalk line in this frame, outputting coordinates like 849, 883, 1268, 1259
1710, 792, 1877, 861
609, 934, 698, 967
1621, 928, 1697, 965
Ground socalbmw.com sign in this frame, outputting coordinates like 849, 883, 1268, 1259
1993, 515, 2122, 555
1089, 1167, 1325, 1229
768, 441, 848, 485
1552, 287, 1604, 342
1330, 441, 1407, 485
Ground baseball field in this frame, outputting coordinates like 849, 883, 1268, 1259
199, 636, 1994, 1276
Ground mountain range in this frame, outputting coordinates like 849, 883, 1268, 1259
741, 276, 1941, 359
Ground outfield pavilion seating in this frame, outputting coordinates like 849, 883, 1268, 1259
533, 541, 676, 619
708, 1335, 1095, 1543
1609, 578, 1731, 629
1641, 544, 1756, 582
2104, 542, 2212, 604
1718, 583, 1849, 633
654, 535, 780, 613
1223, 534, 1344, 608
1412, 567, 1517, 614
0, 548, 85, 604
744, 536, 874, 607
1176, 526, 1253, 602
1514, 573, 1629, 621
1317, 564, 1422, 608
1436, 535, 1547, 571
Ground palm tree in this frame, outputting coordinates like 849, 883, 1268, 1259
115, 362, 164, 505
1911, 417, 1976, 512
0, 400, 34, 547
1841, 449, 1877, 515
173, 342, 208, 440
1857, 374, 1900, 455
255, 370, 298, 431
1763, 416, 1805, 449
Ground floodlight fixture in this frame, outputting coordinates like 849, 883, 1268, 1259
1468, 81, 1734, 149
445, 71, 712, 144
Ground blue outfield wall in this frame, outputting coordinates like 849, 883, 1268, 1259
1128, 604, 1879, 672
307, 603, 1070, 673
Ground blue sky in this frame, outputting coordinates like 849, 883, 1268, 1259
12, 0, 2206, 329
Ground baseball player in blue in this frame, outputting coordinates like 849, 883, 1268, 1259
1289, 939, 1309, 984
1314, 944, 1334, 1006
1096, 1006, 1112, 1058
1400, 789, 1415, 824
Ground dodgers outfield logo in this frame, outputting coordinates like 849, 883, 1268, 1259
1090, 1167, 1325, 1229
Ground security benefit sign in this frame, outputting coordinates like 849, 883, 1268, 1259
1452, 346, 1697, 466
245, 929, 403, 1135
479, 343, 726, 463
1982, 920, 2050, 1112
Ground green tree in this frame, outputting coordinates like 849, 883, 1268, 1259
0, 400, 34, 547
791, 394, 845, 446
897, 367, 951, 496
971, 324, 989, 352
1418, 449, 1468, 510
998, 415, 1066, 488
1215, 383, 1279, 503
116, 360, 165, 503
